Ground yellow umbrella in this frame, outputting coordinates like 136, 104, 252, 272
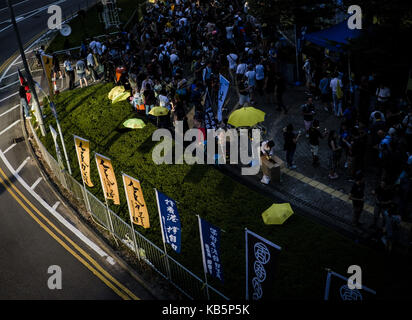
262, 203, 294, 225
228, 106, 265, 127
149, 106, 169, 117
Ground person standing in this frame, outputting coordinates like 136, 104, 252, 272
330, 73, 343, 117
283, 124, 300, 169
63, 56, 75, 90
245, 64, 256, 103
308, 120, 327, 167
19, 84, 30, 118
275, 72, 287, 113
255, 60, 265, 96
227, 52, 238, 81
76, 58, 88, 88
319, 74, 331, 112
301, 97, 316, 138
349, 171, 365, 227
86, 50, 98, 82
328, 130, 342, 179
371, 179, 393, 229
260, 140, 276, 185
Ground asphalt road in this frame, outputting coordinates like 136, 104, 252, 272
0, 0, 159, 300
0, 0, 96, 65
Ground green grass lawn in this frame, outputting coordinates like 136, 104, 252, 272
38, 83, 412, 300
47, 0, 143, 53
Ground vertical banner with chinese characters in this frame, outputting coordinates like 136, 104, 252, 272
155, 189, 181, 253
95, 153, 120, 205
74, 135, 93, 187
245, 228, 281, 301
122, 173, 150, 229
324, 269, 376, 301
217, 74, 229, 122
198, 216, 223, 282
40, 54, 54, 98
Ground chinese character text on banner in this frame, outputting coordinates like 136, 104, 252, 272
217, 74, 230, 122
245, 229, 281, 301
198, 216, 223, 282
95, 153, 120, 205
122, 173, 150, 229
74, 135, 94, 187
155, 189, 181, 253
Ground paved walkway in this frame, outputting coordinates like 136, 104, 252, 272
223, 83, 412, 247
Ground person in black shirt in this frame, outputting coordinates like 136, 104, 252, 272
308, 119, 327, 167
371, 179, 393, 229
275, 72, 287, 113
283, 124, 301, 169
301, 97, 316, 137
349, 170, 365, 227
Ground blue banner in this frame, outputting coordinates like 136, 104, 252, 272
217, 74, 230, 122
198, 216, 223, 282
155, 190, 181, 253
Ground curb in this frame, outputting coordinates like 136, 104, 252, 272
20, 106, 172, 300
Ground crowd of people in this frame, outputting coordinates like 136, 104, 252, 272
44, 0, 411, 251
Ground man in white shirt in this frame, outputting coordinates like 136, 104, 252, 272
236, 61, 247, 82
245, 65, 256, 102
255, 62, 265, 95
376, 84, 391, 104
330, 74, 343, 116
227, 53, 238, 80
169, 51, 179, 65
260, 140, 276, 185
86, 51, 98, 82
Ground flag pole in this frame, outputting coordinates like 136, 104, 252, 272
245, 227, 249, 300
197, 214, 210, 300
122, 173, 141, 261
94, 153, 117, 245
154, 188, 172, 280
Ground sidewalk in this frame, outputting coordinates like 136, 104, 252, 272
225, 84, 412, 248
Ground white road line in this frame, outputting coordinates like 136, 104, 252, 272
52, 201, 60, 210
0, 0, 67, 34
0, 91, 18, 102
0, 0, 30, 13
0, 80, 19, 90
15, 156, 30, 173
0, 150, 114, 263
0, 119, 20, 136
3, 143, 17, 154
30, 176, 42, 190
2, 71, 18, 80
0, 104, 19, 118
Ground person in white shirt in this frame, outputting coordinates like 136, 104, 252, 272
255, 61, 265, 95
330, 74, 343, 116
86, 51, 98, 82
227, 53, 238, 80
302, 58, 312, 88
260, 140, 276, 185
245, 65, 256, 102
376, 84, 391, 104
169, 51, 179, 65
236, 61, 247, 82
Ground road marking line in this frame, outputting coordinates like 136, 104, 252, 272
0, 153, 140, 300
0, 174, 130, 300
0, 0, 30, 13
3, 143, 17, 154
0, 119, 20, 136
0, 91, 18, 102
15, 156, 30, 173
0, 104, 19, 118
52, 201, 60, 210
1, 71, 18, 80
30, 176, 42, 190
0, 80, 20, 90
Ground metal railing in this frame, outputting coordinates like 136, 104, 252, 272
27, 119, 229, 301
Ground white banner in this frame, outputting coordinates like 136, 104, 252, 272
217, 74, 230, 122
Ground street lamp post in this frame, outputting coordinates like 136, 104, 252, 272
7, 0, 46, 137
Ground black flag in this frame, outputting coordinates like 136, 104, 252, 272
245, 229, 281, 300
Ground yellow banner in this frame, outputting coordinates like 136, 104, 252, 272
95, 153, 120, 205
74, 135, 93, 187
41, 54, 54, 98
122, 174, 150, 229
